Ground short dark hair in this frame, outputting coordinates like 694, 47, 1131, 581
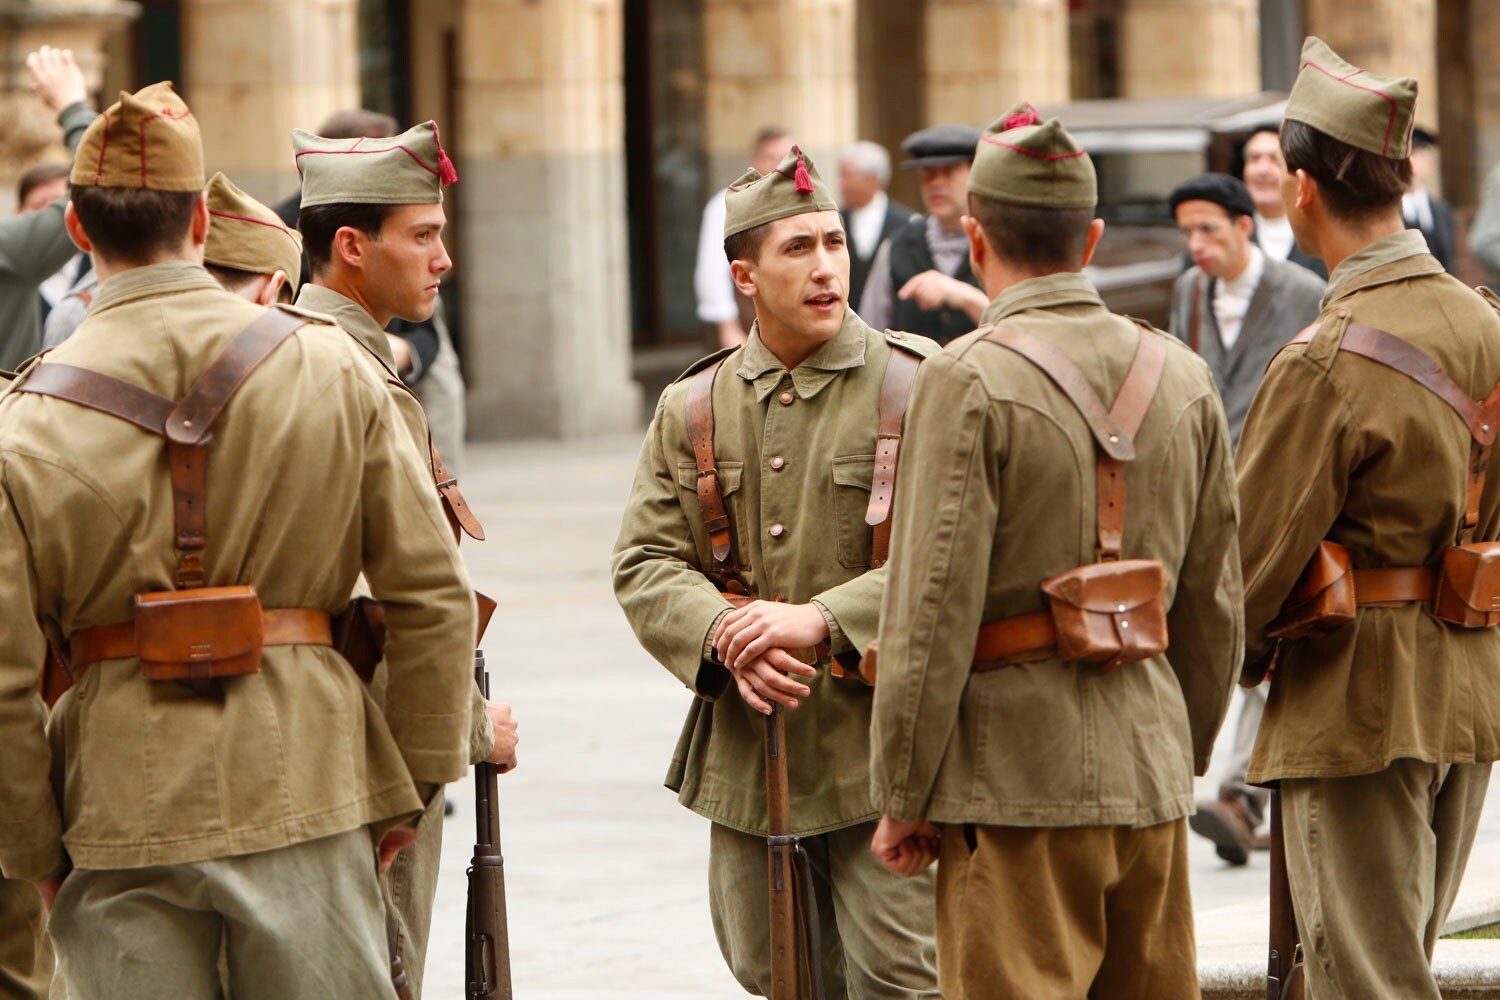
204, 264, 295, 303
70, 186, 199, 264
17, 162, 70, 205
724, 221, 772, 266
966, 193, 1093, 271
1280, 119, 1412, 223
297, 202, 395, 276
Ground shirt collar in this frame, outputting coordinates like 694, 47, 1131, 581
1220, 244, 1266, 299
735, 308, 869, 402
295, 283, 397, 373
850, 190, 888, 223
926, 213, 969, 252
89, 261, 222, 315
980, 271, 1103, 327
1323, 229, 1439, 307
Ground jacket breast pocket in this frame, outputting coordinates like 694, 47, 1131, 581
832, 454, 875, 569
676, 460, 745, 566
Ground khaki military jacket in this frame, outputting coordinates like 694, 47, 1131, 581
0, 263, 476, 881
1239, 230, 1500, 783
869, 273, 1243, 828
295, 283, 493, 764
612, 311, 938, 836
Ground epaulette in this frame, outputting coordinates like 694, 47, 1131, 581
672, 345, 738, 384
883, 328, 940, 359
272, 301, 339, 326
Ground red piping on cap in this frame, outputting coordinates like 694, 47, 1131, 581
209, 209, 297, 238
980, 135, 1088, 161
1300, 59, 1400, 156
794, 152, 813, 194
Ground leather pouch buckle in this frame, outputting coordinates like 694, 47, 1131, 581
1039, 558, 1168, 670
134, 585, 264, 684
1267, 541, 1356, 641
1434, 542, 1500, 627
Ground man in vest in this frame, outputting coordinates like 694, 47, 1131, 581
858, 125, 987, 344
870, 103, 1242, 997
1237, 38, 1500, 997
613, 146, 940, 996
290, 120, 517, 998
0, 81, 478, 998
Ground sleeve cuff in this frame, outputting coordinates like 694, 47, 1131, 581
811, 599, 850, 655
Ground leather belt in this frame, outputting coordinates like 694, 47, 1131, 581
69, 608, 333, 668
972, 566, 1440, 672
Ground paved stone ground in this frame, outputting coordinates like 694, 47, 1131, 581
419, 437, 1500, 999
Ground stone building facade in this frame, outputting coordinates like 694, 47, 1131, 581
0, 0, 1493, 438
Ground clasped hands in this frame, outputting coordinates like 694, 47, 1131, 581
713, 600, 828, 715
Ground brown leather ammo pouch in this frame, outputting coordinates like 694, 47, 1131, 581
1434, 542, 1500, 627
1040, 558, 1168, 669
332, 597, 387, 684
1266, 541, 1355, 641
134, 585, 265, 683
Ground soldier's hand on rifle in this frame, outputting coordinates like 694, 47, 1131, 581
728, 648, 818, 715
484, 698, 518, 772
714, 600, 828, 672
871, 815, 942, 878
26, 46, 87, 113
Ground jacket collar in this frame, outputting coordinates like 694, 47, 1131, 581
980, 271, 1103, 327
1323, 229, 1441, 308
89, 261, 222, 315
735, 308, 869, 402
295, 283, 397, 374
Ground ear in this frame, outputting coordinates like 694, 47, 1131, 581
1080, 218, 1106, 267
1236, 213, 1256, 239
63, 202, 92, 254
189, 192, 210, 248
332, 225, 365, 272
1293, 169, 1316, 212
962, 214, 986, 273
730, 258, 757, 299
255, 271, 288, 306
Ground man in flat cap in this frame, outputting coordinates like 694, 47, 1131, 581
1165, 173, 1323, 869
0, 81, 478, 998
858, 125, 987, 344
292, 118, 517, 999
613, 146, 941, 997
869, 103, 1241, 997
1236, 37, 1500, 998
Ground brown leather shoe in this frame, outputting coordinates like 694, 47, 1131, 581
1189, 796, 1254, 866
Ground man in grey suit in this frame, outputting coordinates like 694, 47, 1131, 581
1167, 172, 1324, 864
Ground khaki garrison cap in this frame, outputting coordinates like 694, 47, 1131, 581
293, 120, 457, 208
723, 145, 839, 239
968, 101, 1097, 210
71, 81, 204, 191
204, 172, 304, 292
1285, 36, 1417, 159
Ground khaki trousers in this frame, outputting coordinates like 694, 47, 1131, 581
48, 827, 392, 1000
1282, 759, 1491, 1000
0, 874, 52, 999
386, 789, 446, 998
936, 818, 1198, 1000
709, 821, 939, 998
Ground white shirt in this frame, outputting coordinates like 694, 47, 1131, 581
1212, 245, 1265, 351
693, 188, 739, 324
1403, 190, 1435, 233
846, 190, 889, 260
39, 254, 84, 308
1255, 212, 1295, 262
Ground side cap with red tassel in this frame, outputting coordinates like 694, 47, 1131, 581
294, 119, 457, 207
722, 144, 838, 239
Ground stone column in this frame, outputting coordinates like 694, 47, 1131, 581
180, 0, 360, 205
924, 0, 1069, 126
455, 0, 641, 439
1118, 0, 1259, 98
1304, 0, 1438, 129
0, 1, 138, 208
701, 0, 857, 192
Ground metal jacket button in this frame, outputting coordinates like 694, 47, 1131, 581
770, 456, 786, 470
769, 523, 785, 538
779, 391, 795, 405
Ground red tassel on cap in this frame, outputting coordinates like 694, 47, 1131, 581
437, 146, 458, 185
1003, 110, 1040, 131
794, 152, 813, 194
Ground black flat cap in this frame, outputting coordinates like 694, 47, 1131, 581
1170, 172, 1257, 220
901, 125, 982, 168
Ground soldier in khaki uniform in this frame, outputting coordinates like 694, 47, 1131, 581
1236, 39, 1500, 999
0, 83, 478, 998
289, 121, 516, 998
868, 105, 1242, 998
613, 148, 940, 997
202, 171, 302, 305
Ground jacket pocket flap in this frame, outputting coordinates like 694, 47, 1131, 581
831, 454, 876, 491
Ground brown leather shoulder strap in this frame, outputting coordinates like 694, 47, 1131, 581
167, 309, 306, 445
982, 327, 1134, 461
1336, 323, 1495, 444
1095, 326, 1169, 559
866, 343, 924, 569
430, 439, 485, 542
686, 358, 741, 584
16, 363, 175, 435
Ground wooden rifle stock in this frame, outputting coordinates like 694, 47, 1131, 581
1267, 790, 1304, 1000
466, 651, 513, 1000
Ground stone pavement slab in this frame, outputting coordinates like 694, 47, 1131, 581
417, 437, 1500, 999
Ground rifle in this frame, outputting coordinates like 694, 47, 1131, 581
1267, 790, 1304, 1000
466, 650, 513, 1000
765, 703, 824, 1000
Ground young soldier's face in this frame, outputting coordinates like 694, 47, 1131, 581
736, 210, 850, 343
363, 203, 452, 323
